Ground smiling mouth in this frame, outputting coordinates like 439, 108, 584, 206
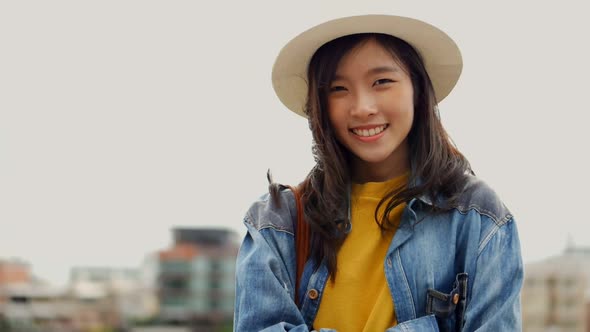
350, 124, 388, 137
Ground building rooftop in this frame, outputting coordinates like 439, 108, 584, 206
172, 227, 239, 247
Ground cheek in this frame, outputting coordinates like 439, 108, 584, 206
327, 104, 348, 133
328, 116, 351, 147
385, 90, 414, 122
401, 100, 415, 121
400, 106, 415, 132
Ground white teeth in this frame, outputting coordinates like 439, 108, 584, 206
352, 125, 387, 137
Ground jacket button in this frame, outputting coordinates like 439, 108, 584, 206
452, 293, 460, 305
308, 289, 319, 300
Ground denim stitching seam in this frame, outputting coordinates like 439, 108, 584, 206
397, 250, 416, 319
455, 204, 512, 226
477, 225, 501, 256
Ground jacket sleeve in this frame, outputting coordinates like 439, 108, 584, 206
234, 221, 332, 332
462, 218, 524, 331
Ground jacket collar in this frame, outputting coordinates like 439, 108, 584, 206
408, 173, 436, 207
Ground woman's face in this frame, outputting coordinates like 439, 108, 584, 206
327, 38, 414, 182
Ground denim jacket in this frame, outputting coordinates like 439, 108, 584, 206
234, 176, 523, 331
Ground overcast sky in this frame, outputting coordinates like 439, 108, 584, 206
1, 0, 589, 286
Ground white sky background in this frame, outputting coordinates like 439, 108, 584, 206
1, 1, 589, 286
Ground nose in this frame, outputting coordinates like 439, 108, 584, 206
350, 91, 377, 118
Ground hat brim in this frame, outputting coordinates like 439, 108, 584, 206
272, 14, 463, 118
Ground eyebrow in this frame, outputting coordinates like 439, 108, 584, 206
368, 66, 400, 75
332, 66, 400, 81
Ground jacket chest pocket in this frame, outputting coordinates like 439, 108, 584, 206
426, 272, 468, 332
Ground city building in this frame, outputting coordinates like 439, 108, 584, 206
0, 258, 31, 285
0, 258, 74, 331
0, 258, 31, 325
522, 246, 590, 332
157, 227, 239, 330
0, 281, 75, 332
68, 266, 158, 329
0, 263, 159, 331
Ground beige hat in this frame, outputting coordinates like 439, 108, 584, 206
271, 14, 463, 118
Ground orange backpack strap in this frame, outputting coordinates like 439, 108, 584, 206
287, 184, 310, 308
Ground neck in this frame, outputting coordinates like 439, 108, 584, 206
352, 161, 409, 183
351, 142, 410, 183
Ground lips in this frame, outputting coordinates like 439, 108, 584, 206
350, 124, 388, 137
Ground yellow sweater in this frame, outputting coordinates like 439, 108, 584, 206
314, 173, 408, 332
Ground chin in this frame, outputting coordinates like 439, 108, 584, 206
356, 153, 393, 164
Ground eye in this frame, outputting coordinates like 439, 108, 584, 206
373, 78, 394, 86
329, 85, 347, 93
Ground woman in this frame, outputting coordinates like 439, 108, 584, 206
234, 14, 523, 331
